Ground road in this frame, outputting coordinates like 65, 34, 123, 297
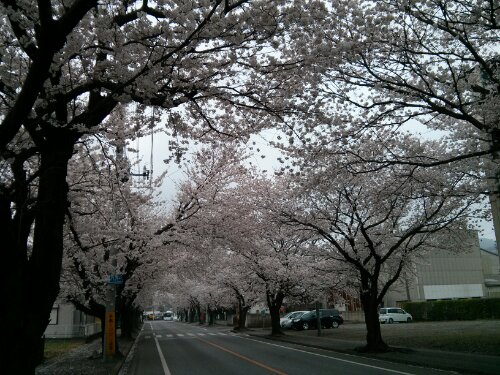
120, 321, 456, 375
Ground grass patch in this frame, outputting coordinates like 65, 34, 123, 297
384, 332, 500, 356
44, 339, 86, 361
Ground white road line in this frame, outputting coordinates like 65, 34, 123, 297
218, 333, 227, 336
145, 335, 151, 339
154, 335, 172, 375
177, 334, 184, 337
187, 333, 195, 336
240, 336, 416, 375
198, 333, 206, 336
208, 333, 217, 336
167, 334, 174, 338
155, 335, 162, 338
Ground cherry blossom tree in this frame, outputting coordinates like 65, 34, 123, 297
61, 133, 160, 342
0, 1, 314, 371
285, 0, 499, 159
279, 133, 484, 352
278, 0, 499, 251
168, 147, 329, 333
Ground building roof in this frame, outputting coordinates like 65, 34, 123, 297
480, 237, 498, 255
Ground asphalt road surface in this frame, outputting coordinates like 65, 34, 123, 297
121, 321, 457, 375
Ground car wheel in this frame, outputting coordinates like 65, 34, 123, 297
331, 320, 339, 328
388, 318, 394, 324
407, 317, 412, 323
302, 322, 309, 330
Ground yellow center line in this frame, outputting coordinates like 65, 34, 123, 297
196, 337, 288, 375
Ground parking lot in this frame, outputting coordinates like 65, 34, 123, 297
286, 320, 500, 356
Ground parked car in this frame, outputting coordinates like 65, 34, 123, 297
379, 307, 413, 324
280, 311, 309, 329
291, 309, 344, 330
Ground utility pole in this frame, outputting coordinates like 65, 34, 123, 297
315, 301, 321, 337
103, 107, 153, 360
104, 137, 126, 361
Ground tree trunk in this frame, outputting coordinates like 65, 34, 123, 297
208, 308, 215, 326
196, 304, 202, 324
359, 285, 388, 352
0, 142, 75, 374
189, 308, 195, 323
237, 305, 249, 330
120, 305, 136, 339
266, 290, 285, 336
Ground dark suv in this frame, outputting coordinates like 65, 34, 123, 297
290, 309, 344, 330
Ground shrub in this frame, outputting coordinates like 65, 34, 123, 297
401, 298, 500, 321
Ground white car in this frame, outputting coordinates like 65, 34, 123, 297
280, 311, 309, 328
379, 307, 413, 324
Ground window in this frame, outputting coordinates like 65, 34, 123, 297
49, 307, 58, 325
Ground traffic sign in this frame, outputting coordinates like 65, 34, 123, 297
108, 275, 124, 285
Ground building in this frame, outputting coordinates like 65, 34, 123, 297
383, 231, 500, 306
480, 237, 500, 297
43, 301, 101, 339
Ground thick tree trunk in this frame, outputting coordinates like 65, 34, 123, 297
196, 304, 203, 324
267, 290, 285, 335
208, 308, 215, 326
120, 305, 136, 339
0, 142, 74, 374
359, 286, 388, 352
189, 308, 195, 323
236, 305, 249, 330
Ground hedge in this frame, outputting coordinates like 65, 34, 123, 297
400, 298, 500, 321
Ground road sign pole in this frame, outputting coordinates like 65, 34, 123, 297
316, 301, 321, 337
104, 283, 116, 360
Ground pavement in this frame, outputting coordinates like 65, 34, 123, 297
35, 322, 500, 375
35, 335, 135, 375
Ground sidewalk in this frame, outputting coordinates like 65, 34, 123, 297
35, 335, 135, 375
245, 327, 500, 375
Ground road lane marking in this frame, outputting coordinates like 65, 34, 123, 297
154, 335, 172, 375
196, 337, 287, 375
156, 335, 162, 338
177, 334, 184, 337
240, 336, 415, 375
167, 334, 174, 337
188, 333, 195, 336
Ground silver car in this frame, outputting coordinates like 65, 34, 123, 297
280, 311, 309, 328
